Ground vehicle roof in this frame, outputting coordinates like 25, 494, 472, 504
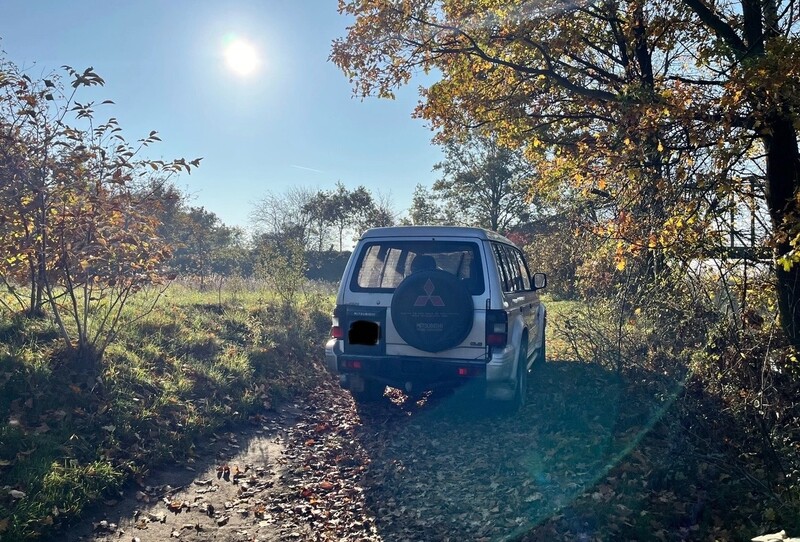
360, 225, 516, 246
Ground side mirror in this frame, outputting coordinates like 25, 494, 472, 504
532, 272, 547, 290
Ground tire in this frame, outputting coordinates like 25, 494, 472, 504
512, 341, 528, 410
351, 378, 386, 403
534, 335, 547, 365
535, 327, 547, 367
496, 341, 528, 414
391, 269, 473, 352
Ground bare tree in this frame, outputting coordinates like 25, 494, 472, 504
250, 186, 316, 248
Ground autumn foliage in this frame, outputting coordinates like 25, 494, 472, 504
331, 1, 800, 535
332, 0, 800, 344
0, 60, 200, 363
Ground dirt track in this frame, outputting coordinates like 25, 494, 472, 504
62, 362, 680, 541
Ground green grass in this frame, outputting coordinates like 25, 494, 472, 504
541, 296, 582, 360
0, 282, 333, 541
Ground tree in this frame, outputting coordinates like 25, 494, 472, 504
163, 206, 245, 287
332, 1, 800, 344
312, 181, 376, 251
254, 237, 307, 306
254, 184, 393, 253
362, 189, 398, 229
334, 182, 374, 250
403, 183, 448, 225
303, 190, 336, 252
433, 135, 532, 233
250, 186, 316, 248
0, 60, 200, 362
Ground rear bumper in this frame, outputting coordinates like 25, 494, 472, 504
325, 339, 517, 398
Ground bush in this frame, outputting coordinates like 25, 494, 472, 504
255, 239, 308, 305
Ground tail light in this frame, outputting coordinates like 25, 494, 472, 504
342, 359, 362, 370
486, 309, 508, 347
330, 305, 344, 339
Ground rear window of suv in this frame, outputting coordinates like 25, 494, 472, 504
350, 240, 485, 294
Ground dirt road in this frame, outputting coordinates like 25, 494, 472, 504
62, 362, 675, 541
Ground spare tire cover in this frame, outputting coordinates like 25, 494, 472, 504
391, 269, 474, 352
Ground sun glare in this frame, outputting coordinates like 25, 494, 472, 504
224, 39, 259, 76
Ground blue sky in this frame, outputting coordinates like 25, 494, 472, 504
0, 1, 442, 232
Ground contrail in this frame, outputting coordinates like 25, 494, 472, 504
291, 164, 324, 173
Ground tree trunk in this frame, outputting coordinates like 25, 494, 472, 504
764, 113, 800, 345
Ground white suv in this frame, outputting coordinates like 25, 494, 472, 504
325, 226, 546, 409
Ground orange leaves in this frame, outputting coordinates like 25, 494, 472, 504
314, 422, 330, 433
615, 242, 627, 271
0, 61, 200, 359
166, 499, 190, 513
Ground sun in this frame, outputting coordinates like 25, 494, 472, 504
224, 39, 259, 76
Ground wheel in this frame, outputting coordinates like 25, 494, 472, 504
533, 317, 547, 365
512, 341, 529, 410
497, 340, 528, 414
535, 328, 546, 366
351, 378, 386, 403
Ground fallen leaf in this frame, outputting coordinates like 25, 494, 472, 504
145, 512, 166, 523
167, 500, 184, 513
9, 489, 26, 499
253, 504, 267, 518
0, 518, 9, 532
319, 481, 334, 491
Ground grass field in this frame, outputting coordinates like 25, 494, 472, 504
0, 282, 333, 540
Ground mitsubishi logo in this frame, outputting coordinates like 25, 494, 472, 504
414, 278, 445, 307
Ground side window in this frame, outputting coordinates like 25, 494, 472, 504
492, 243, 511, 292
511, 248, 532, 290
501, 245, 524, 292
493, 243, 521, 293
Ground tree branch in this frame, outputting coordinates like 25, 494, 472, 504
681, 0, 748, 58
